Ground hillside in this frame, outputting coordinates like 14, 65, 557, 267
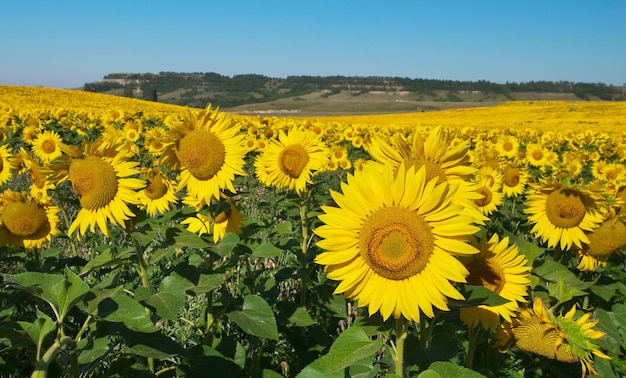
83, 72, 626, 116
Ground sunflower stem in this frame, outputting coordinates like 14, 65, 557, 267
54, 188, 78, 257
394, 317, 408, 377
133, 238, 154, 372
299, 192, 309, 307
466, 326, 480, 369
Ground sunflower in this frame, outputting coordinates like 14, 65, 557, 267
524, 181, 604, 250
314, 162, 480, 322
0, 190, 60, 249
15, 148, 56, 198
181, 196, 244, 243
495, 298, 610, 377
525, 143, 549, 168
31, 130, 64, 163
460, 234, 531, 329
495, 135, 520, 159
501, 164, 529, 197
254, 127, 330, 194
47, 140, 145, 238
137, 168, 178, 216
366, 126, 486, 224
160, 105, 247, 204
0, 144, 15, 186
575, 217, 626, 271
473, 177, 504, 216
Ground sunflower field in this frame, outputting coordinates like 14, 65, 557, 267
1, 84, 626, 378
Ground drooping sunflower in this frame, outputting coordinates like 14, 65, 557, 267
181, 196, 244, 243
47, 140, 145, 238
0, 144, 15, 186
254, 127, 330, 194
524, 181, 604, 250
366, 126, 486, 224
31, 130, 64, 163
0, 190, 60, 249
575, 217, 626, 271
15, 148, 56, 198
495, 298, 610, 377
460, 234, 531, 329
137, 168, 178, 216
160, 105, 248, 204
314, 162, 481, 322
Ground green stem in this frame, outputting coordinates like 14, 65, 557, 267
394, 317, 408, 377
299, 193, 309, 307
466, 327, 480, 369
54, 188, 78, 257
204, 254, 215, 346
133, 238, 154, 372
31, 336, 75, 378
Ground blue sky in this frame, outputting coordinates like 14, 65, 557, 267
1, 1, 624, 89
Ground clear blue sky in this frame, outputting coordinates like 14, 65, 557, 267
1, 1, 625, 89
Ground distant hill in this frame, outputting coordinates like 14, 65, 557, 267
83, 72, 626, 116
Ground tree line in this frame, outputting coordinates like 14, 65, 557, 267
83, 72, 625, 106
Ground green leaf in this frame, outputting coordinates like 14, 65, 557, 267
263, 369, 284, 378
120, 328, 183, 359
211, 232, 240, 257
296, 326, 383, 378
273, 221, 293, 235
514, 237, 544, 266
534, 259, 589, 290
417, 371, 442, 378
250, 241, 283, 258
91, 293, 157, 333
58, 267, 90, 320
144, 276, 187, 321
77, 336, 111, 366
80, 247, 134, 275
449, 285, 510, 308
277, 302, 316, 327
147, 246, 176, 265
20, 310, 56, 353
165, 227, 211, 249
226, 295, 278, 340
425, 361, 486, 377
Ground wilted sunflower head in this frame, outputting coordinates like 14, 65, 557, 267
495, 298, 610, 377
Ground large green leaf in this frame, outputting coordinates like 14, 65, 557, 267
296, 326, 383, 378
249, 241, 283, 258
90, 293, 157, 333
226, 295, 278, 340
80, 247, 134, 275
449, 285, 510, 308
144, 276, 187, 321
421, 361, 486, 377
19, 311, 56, 354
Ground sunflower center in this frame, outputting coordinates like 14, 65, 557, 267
1, 201, 49, 238
177, 129, 226, 180
144, 173, 168, 200
466, 258, 505, 294
360, 206, 434, 280
545, 189, 587, 229
408, 159, 447, 185
503, 168, 520, 187
279, 144, 310, 179
474, 186, 493, 207
0, 157, 4, 172
69, 156, 119, 210
531, 149, 544, 161
502, 141, 514, 152
41, 139, 56, 154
